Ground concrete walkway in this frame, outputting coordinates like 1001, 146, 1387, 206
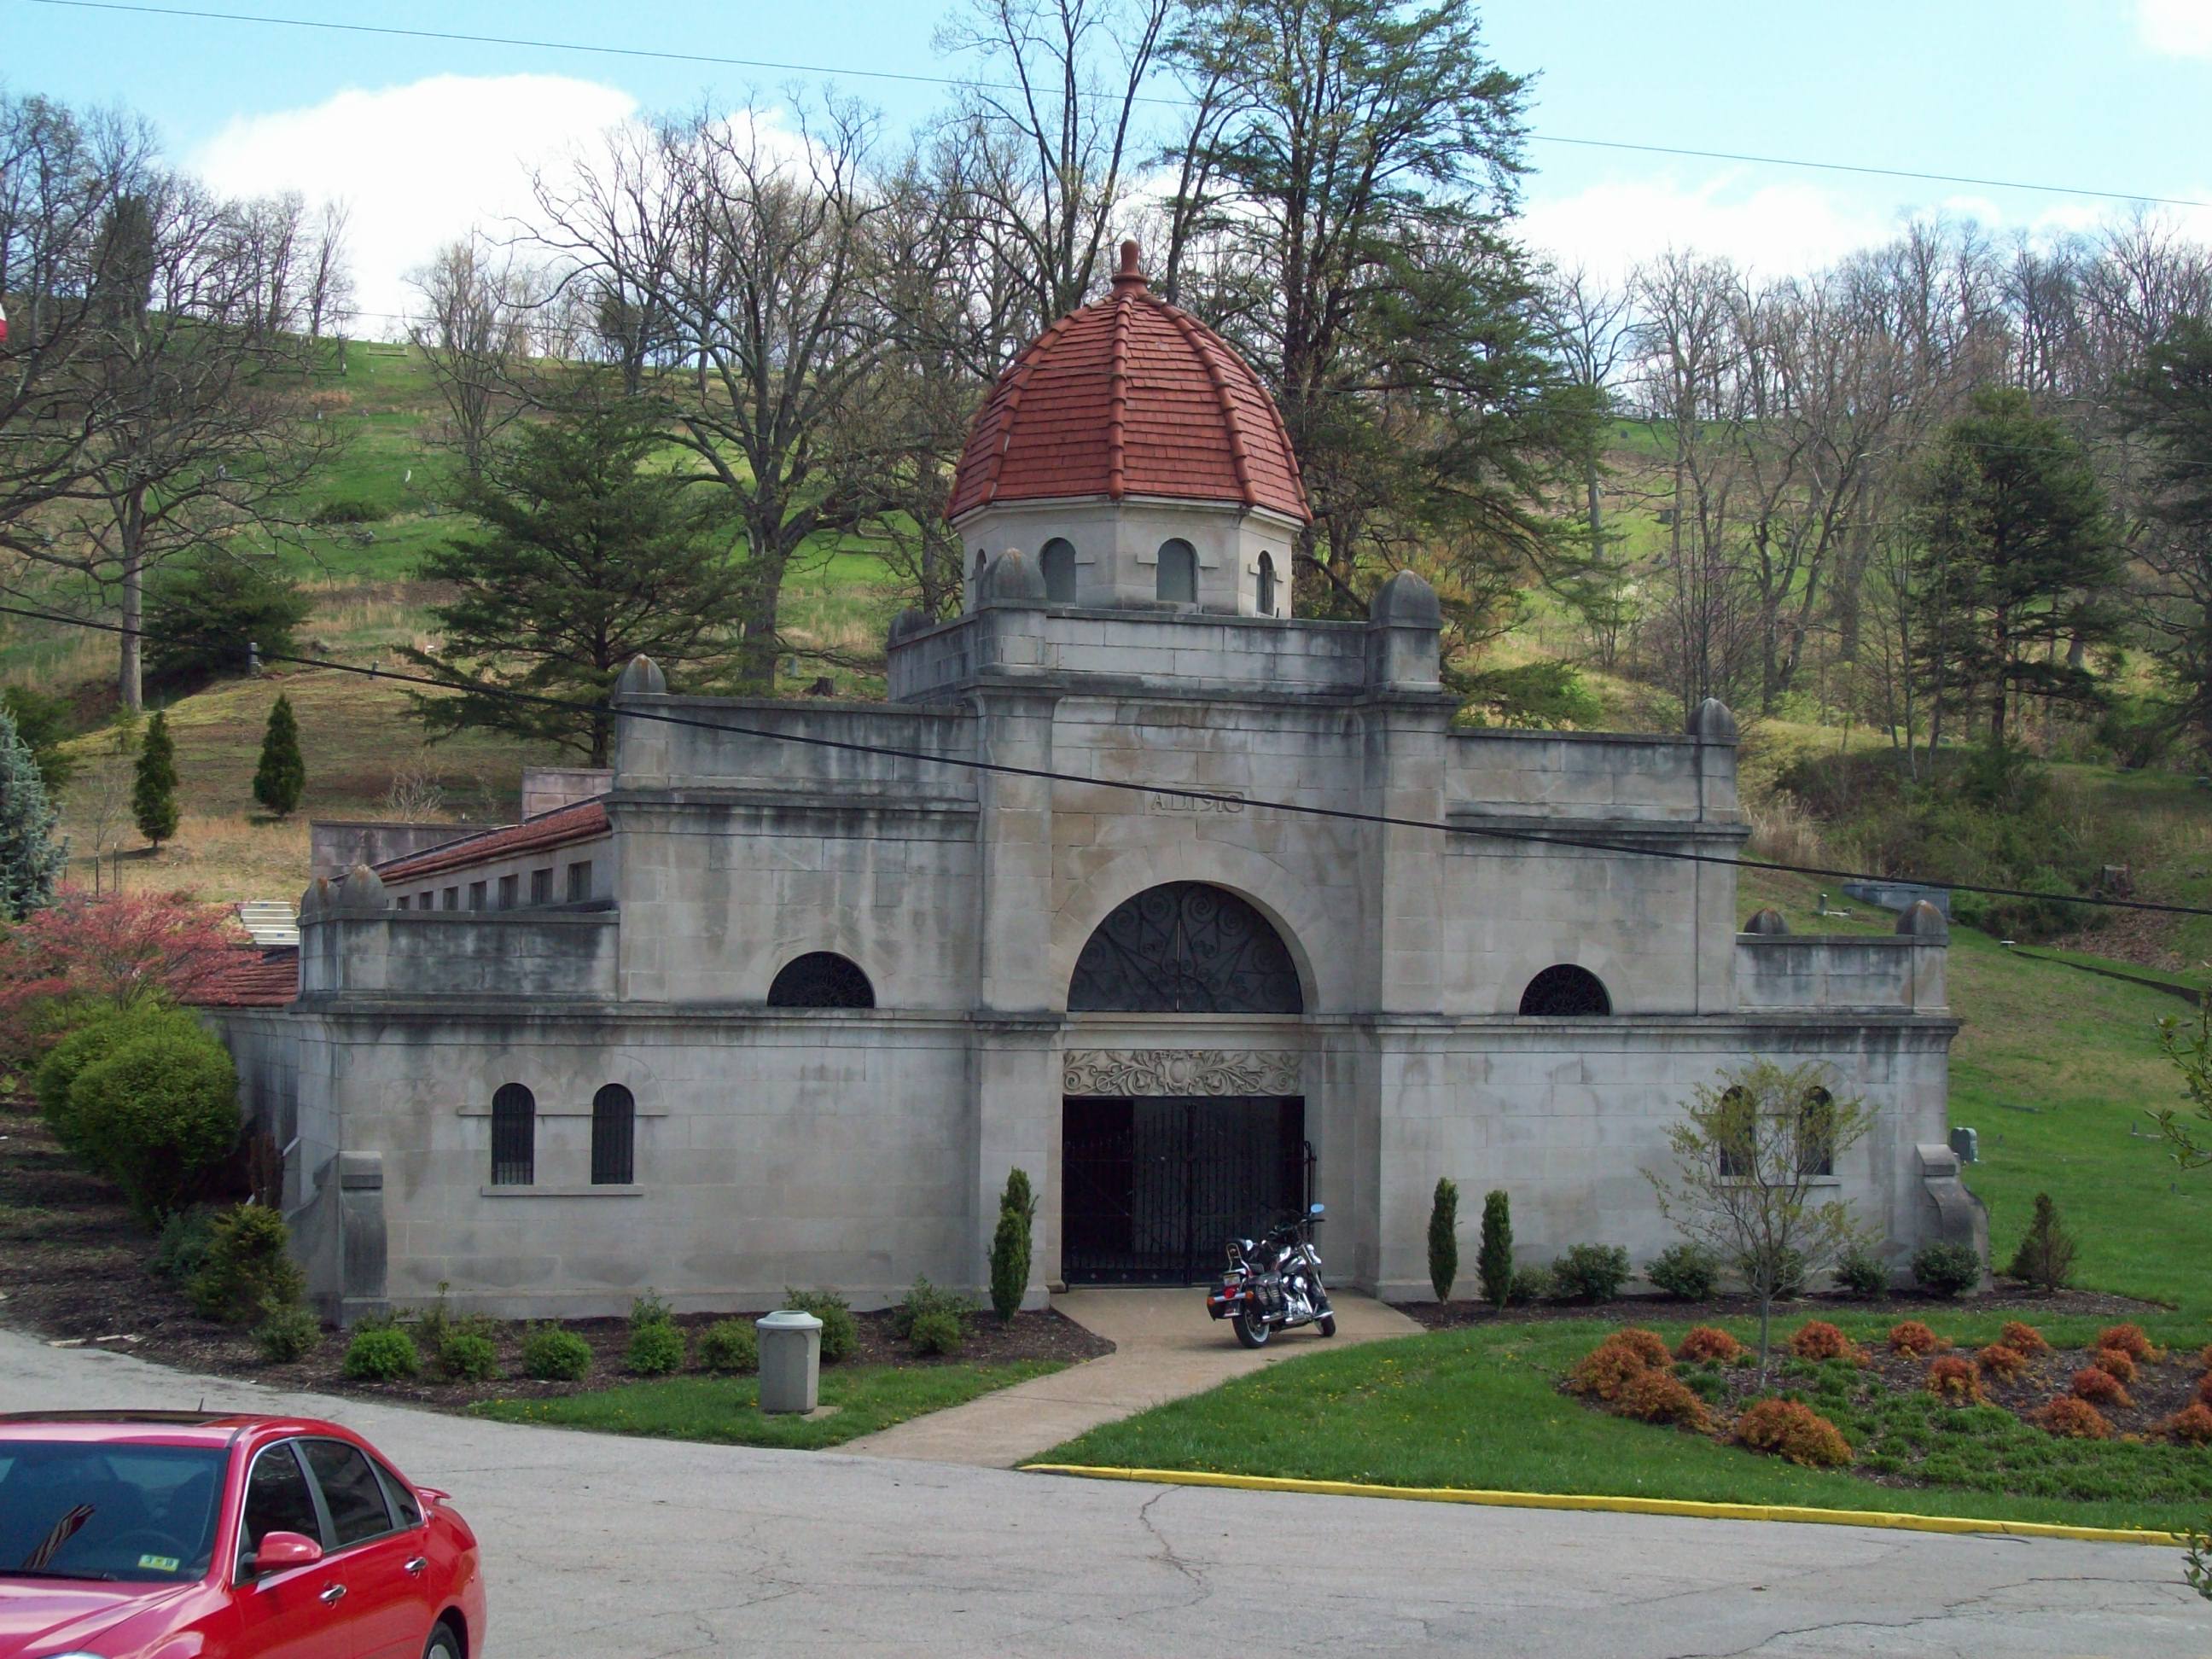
840, 1288, 1423, 1465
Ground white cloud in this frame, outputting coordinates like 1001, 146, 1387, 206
191, 74, 640, 330
2137, 0, 2212, 58
1517, 172, 1898, 281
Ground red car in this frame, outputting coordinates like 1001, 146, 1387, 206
0, 1412, 484, 1659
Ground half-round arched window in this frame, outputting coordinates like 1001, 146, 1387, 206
1797, 1086, 1836, 1177
1069, 882, 1302, 1014
767, 952, 876, 1009
591, 1084, 636, 1185
1155, 538, 1197, 604
490, 1083, 535, 1186
1517, 964, 1611, 1017
1040, 538, 1077, 603
1256, 550, 1278, 616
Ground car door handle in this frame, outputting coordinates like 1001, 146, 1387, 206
405, 1557, 428, 1575
319, 1582, 347, 1605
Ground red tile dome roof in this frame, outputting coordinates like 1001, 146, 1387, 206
947, 242, 1309, 524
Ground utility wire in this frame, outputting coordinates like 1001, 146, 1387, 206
26, 0, 2212, 212
4, 597, 2206, 922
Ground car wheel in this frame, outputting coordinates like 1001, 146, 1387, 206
424, 1621, 463, 1659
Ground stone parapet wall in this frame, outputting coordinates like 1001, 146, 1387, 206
614, 695, 979, 799
300, 912, 619, 1000
1734, 935, 1947, 1014
309, 820, 474, 879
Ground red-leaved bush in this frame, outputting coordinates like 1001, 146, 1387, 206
1607, 1328, 1674, 1371
2092, 1347, 2138, 1385
1615, 1369, 1712, 1431
1788, 1320, 1865, 1364
1566, 1338, 1651, 1402
0, 892, 239, 1063
1889, 1320, 1946, 1357
1676, 1325, 1747, 1364
2198, 1372, 2212, 1410
1734, 1399, 1852, 1468
2196, 1343, 2212, 1374
2070, 1366, 2132, 1410
2164, 1403, 2212, 1447
1999, 1321, 2049, 1355
2096, 1324, 2158, 1362
1925, 1355, 1982, 1402
1975, 1342, 2029, 1382
2034, 1396, 2112, 1440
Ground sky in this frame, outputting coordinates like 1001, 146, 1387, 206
8, 0, 2212, 326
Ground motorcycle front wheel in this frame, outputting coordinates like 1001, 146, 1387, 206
1234, 1306, 1272, 1348
1315, 1313, 1336, 1337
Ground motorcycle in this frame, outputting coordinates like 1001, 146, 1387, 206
1206, 1202, 1335, 1348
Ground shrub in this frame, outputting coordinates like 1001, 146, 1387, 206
1607, 1328, 1674, 1370
697, 1318, 759, 1375
2000, 1320, 2049, 1355
2197, 1344, 2212, 1374
909, 1309, 965, 1357
1909, 1240, 1981, 1296
1510, 1264, 1554, 1304
2070, 1366, 2132, 1410
1833, 1244, 1890, 1297
1615, 1369, 1712, 1430
342, 1326, 420, 1382
2096, 1324, 2158, 1362
439, 1330, 500, 1382
2003, 1192, 2077, 1291
627, 1320, 685, 1377
2165, 1403, 2212, 1447
152, 1203, 220, 1284
891, 1276, 972, 1341
521, 1324, 593, 1382
1646, 1243, 1719, 1301
2199, 1373, 2212, 1411
1734, 1398, 1852, 1468
1427, 1177, 1458, 1302
70, 1027, 240, 1222
2092, 1348, 2138, 1385
1788, 1321, 1864, 1364
630, 1290, 674, 1328
1676, 1325, 1748, 1364
1926, 1356, 1982, 1403
782, 1289, 858, 1364
1975, 1343, 2030, 1382
1477, 1190, 1514, 1310
989, 1167, 1035, 1322
1566, 1338, 1652, 1402
1889, 1320, 1947, 1357
253, 1307, 321, 1364
186, 1204, 306, 1325
2034, 1396, 2113, 1440
307, 496, 391, 526
1551, 1243, 1630, 1303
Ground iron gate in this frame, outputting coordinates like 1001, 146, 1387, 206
1062, 1096, 1309, 1284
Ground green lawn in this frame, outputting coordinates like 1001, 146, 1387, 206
1044, 1315, 2212, 1534
470, 1359, 1063, 1451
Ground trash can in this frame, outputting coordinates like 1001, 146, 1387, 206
756, 1309, 823, 1414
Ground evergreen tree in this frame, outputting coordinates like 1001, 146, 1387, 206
1426, 1177, 1459, 1302
2003, 1191, 2077, 1292
0, 707, 67, 919
131, 709, 179, 849
0, 686, 77, 794
1477, 1189, 1514, 1311
2120, 317, 2212, 754
989, 1166, 1037, 1323
404, 399, 748, 765
252, 693, 305, 818
147, 552, 311, 695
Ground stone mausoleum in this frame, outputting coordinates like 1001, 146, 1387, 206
207, 245, 1976, 1320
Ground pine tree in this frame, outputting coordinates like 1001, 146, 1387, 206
989, 1166, 1036, 1323
1427, 1177, 1459, 1302
1477, 1189, 1514, 1310
0, 707, 68, 919
132, 708, 180, 849
2004, 1191, 2078, 1292
252, 693, 306, 818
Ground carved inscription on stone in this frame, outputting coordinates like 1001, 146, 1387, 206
1145, 789, 1244, 815
1062, 1048, 1302, 1097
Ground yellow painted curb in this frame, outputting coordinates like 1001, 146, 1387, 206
1018, 1464, 2183, 1546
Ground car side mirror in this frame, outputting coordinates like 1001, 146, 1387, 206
253, 1531, 323, 1574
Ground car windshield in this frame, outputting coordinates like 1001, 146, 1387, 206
0, 1442, 226, 1584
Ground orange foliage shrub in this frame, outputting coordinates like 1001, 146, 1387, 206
2070, 1366, 2132, 1410
1975, 1343, 2029, 1382
1999, 1320, 2049, 1355
1615, 1369, 1713, 1430
1734, 1398, 1853, 1469
2092, 1347, 2138, 1385
2096, 1324, 2158, 1362
2198, 1372, 2212, 1410
1788, 1321, 1865, 1364
2164, 1403, 2212, 1447
1925, 1355, 1982, 1403
1607, 1328, 1674, 1370
1888, 1320, 1946, 1357
1676, 1325, 1747, 1364
1567, 1339, 1651, 1402
2033, 1396, 2113, 1440
2196, 1343, 2212, 1373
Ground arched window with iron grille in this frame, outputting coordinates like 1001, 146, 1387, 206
766, 952, 876, 1009
1797, 1086, 1837, 1177
1516, 964, 1612, 1017
1040, 538, 1077, 603
591, 1084, 636, 1185
1069, 882, 1302, 1014
1256, 550, 1278, 615
490, 1084, 534, 1186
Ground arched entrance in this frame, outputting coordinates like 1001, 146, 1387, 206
1062, 882, 1309, 1284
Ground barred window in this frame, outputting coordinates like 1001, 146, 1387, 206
591, 1085, 636, 1185
529, 868, 552, 904
1517, 964, 1611, 1017
1155, 538, 1196, 603
498, 873, 518, 909
418, 892, 433, 911
442, 888, 459, 911
1798, 1086, 1837, 1177
395, 896, 410, 911
468, 881, 486, 911
766, 952, 876, 1009
1257, 550, 1278, 616
566, 860, 593, 902
490, 1084, 534, 1186
1716, 1086, 1755, 1179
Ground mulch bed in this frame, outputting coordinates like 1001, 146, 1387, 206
1394, 1284, 2169, 1332
0, 1094, 1111, 1411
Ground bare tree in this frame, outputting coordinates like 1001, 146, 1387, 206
303, 197, 357, 366
406, 236, 538, 476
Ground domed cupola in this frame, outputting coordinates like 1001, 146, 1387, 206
947, 242, 1308, 618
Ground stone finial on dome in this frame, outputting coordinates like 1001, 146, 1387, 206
1369, 569, 1441, 627
1688, 696, 1738, 742
1896, 899, 1949, 941
335, 864, 387, 915
888, 608, 934, 645
615, 654, 667, 697
1742, 907, 1791, 936
978, 548, 1047, 608
298, 876, 330, 921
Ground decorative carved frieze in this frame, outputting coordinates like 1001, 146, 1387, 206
1062, 1048, 1303, 1097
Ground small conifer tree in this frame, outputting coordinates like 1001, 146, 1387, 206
989, 1166, 1036, 1322
1, 707, 67, 919
131, 709, 180, 850
1427, 1177, 1459, 1302
2004, 1191, 2078, 1292
1478, 1188, 1514, 1310
253, 693, 306, 817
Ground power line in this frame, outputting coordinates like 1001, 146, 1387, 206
4, 597, 2205, 923
27, 0, 2212, 212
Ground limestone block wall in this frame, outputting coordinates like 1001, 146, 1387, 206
614, 696, 978, 799
299, 913, 619, 999
952, 496, 1304, 615
384, 832, 614, 912
1446, 728, 1737, 823
1735, 937, 1947, 1013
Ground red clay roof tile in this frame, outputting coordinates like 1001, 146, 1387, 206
376, 799, 609, 883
